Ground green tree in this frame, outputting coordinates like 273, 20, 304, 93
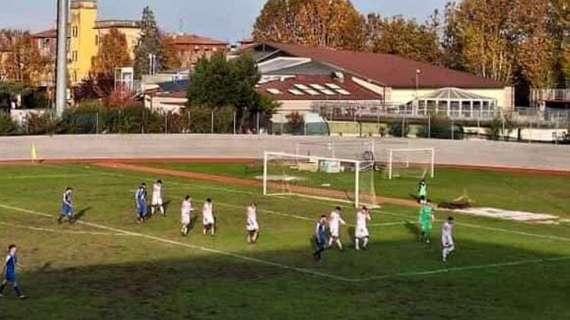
133, 6, 163, 78
1, 30, 44, 85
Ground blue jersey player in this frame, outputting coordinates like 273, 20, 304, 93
58, 187, 74, 224
0, 244, 26, 299
135, 183, 148, 223
313, 215, 328, 261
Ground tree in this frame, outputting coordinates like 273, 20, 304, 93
133, 6, 163, 78
252, 0, 365, 50
187, 53, 275, 130
1, 30, 43, 85
160, 35, 182, 70
92, 29, 132, 81
365, 14, 441, 63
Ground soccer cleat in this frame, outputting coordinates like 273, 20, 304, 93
19, 295, 27, 300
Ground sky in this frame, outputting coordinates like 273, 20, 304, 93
0, 0, 447, 42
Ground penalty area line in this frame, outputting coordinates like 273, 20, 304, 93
0, 222, 132, 237
0, 203, 354, 283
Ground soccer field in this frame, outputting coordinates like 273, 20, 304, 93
1, 163, 569, 319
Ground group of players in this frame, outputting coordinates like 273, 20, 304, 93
1, 178, 455, 300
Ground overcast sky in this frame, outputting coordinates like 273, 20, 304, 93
0, 0, 447, 42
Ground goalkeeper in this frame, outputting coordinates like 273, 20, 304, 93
417, 179, 428, 201
418, 200, 435, 244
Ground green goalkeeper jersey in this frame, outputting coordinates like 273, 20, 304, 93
419, 206, 433, 226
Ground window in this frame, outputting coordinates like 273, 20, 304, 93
95, 35, 99, 45
42, 39, 49, 49
72, 51, 78, 62
72, 26, 78, 38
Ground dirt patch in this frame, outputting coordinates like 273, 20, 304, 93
94, 161, 420, 208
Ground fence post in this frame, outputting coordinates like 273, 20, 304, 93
187, 111, 191, 133
501, 113, 506, 141
164, 113, 168, 134
428, 114, 431, 138
256, 112, 260, 134
96, 112, 99, 134
211, 111, 214, 134
451, 118, 455, 140
233, 111, 237, 135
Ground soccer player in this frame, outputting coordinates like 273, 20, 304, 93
151, 180, 165, 216
442, 216, 455, 263
202, 198, 215, 236
246, 203, 260, 244
135, 183, 148, 223
417, 179, 428, 202
58, 187, 74, 224
355, 206, 371, 251
328, 206, 346, 250
418, 200, 435, 244
0, 244, 26, 299
313, 215, 328, 261
180, 195, 193, 236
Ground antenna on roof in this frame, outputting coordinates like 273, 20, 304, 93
178, 17, 184, 34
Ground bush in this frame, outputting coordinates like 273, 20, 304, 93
0, 112, 20, 135
25, 112, 59, 135
389, 121, 410, 137
487, 115, 514, 141
419, 116, 464, 140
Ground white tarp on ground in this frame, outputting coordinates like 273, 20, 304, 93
455, 207, 558, 222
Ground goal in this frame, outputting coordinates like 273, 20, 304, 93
262, 152, 378, 208
387, 148, 435, 180
295, 139, 376, 162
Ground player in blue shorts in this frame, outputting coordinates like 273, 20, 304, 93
313, 215, 328, 261
58, 187, 74, 224
0, 244, 26, 299
135, 183, 148, 223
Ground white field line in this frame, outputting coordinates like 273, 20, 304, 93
1, 203, 569, 283
0, 203, 353, 282
355, 256, 570, 282
377, 210, 570, 243
0, 222, 131, 237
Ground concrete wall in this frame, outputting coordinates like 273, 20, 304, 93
1, 134, 568, 171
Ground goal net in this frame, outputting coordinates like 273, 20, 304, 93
387, 148, 435, 180
262, 152, 378, 208
295, 140, 376, 163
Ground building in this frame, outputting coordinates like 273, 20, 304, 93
248, 42, 514, 118
68, 0, 141, 84
167, 33, 228, 69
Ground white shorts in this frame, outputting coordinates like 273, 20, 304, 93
246, 222, 259, 232
329, 225, 340, 238
355, 226, 369, 238
181, 214, 191, 225
203, 215, 214, 225
152, 196, 162, 206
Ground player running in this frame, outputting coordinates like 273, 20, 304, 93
313, 215, 328, 261
151, 180, 165, 216
417, 179, 428, 202
135, 183, 148, 223
0, 244, 26, 299
202, 198, 215, 236
442, 216, 455, 263
58, 187, 74, 224
246, 203, 260, 244
181, 195, 193, 236
418, 200, 435, 244
328, 206, 346, 250
355, 206, 371, 251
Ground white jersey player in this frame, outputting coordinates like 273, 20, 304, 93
442, 217, 455, 262
151, 180, 165, 216
328, 206, 346, 250
355, 206, 371, 251
202, 198, 215, 236
180, 195, 193, 236
246, 203, 260, 244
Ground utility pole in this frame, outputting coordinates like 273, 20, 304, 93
55, 0, 69, 117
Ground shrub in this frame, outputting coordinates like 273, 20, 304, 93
0, 112, 20, 135
419, 116, 464, 140
389, 121, 410, 137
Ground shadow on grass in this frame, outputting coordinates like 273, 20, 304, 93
71, 207, 91, 223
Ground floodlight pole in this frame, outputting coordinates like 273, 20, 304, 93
55, 0, 69, 117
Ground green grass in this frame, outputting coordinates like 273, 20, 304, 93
144, 161, 570, 217
0, 163, 569, 319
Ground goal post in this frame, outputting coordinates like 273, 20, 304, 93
387, 148, 435, 180
262, 151, 377, 208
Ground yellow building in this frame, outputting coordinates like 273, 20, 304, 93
68, 0, 141, 84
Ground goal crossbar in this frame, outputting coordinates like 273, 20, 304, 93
387, 148, 435, 180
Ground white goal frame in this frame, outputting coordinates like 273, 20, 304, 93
387, 148, 435, 180
263, 151, 371, 208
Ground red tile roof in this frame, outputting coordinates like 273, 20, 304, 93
263, 42, 504, 89
168, 34, 228, 46
32, 29, 57, 39
256, 75, 383, 101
